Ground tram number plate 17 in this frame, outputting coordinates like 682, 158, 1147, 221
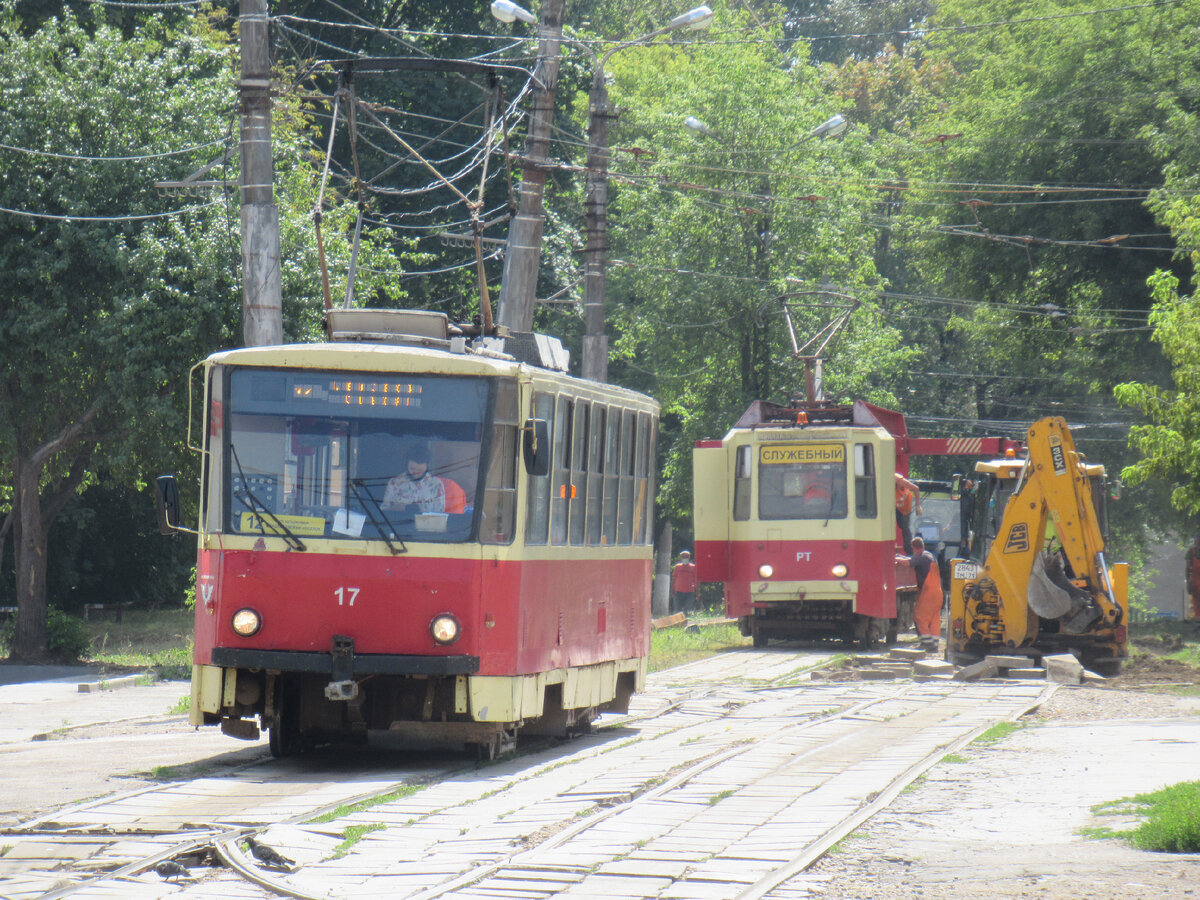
952, 561, 979, 581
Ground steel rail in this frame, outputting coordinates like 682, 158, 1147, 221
734, 683, 1058, 899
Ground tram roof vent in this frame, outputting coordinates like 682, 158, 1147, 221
327, 308, 452, 348
735, 399, 854, 428
477, 332, 570, 373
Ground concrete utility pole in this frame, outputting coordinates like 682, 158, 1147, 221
240, 0, 283, 347
495, 0, 566, 334
579, 6, 713, 383
580, 67, 612, 383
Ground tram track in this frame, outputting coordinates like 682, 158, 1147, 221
392, 682, 1052, 900
0, 649, 835, 898
0, 650, 1051, 900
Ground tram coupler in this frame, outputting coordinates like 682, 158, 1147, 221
325, 634, 360, 701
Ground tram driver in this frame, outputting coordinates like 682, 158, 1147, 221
383, 442, 446, 514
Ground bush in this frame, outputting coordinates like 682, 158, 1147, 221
1092, 780, 1200, 853
1130, 782, 1200, 853
0, 607, 92, 661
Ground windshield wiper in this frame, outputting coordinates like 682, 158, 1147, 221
230, 445, 306, 552
350, 479, 408, 555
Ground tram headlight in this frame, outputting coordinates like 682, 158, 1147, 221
430, 614, 461, 645
231, 608, 262, 637
831, 563, 849, 578
758, 564, 774, 579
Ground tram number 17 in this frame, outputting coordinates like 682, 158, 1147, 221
335, 586, 361, 607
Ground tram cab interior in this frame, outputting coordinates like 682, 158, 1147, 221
222, 369, 496, 544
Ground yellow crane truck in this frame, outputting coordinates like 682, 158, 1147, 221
948, 417, 1128, 675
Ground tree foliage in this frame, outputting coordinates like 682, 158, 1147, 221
594, 8, 910, 522
0, 8, 408, 659
1115, 93, 1200, 515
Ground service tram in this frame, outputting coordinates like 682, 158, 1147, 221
693, 399, 1019, 647
694, 400, 900, 647
159, 310, 658, 758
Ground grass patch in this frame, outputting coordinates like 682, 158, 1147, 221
708, 789, 734, 806
168, 695, 191, 716
147, 762, 207, 780
307, 783, 426, 824
973, 721, 1025, 746
87, 608, 194, 679
1090, 780, 1200, 852
334, 823, 385, 857
941, 753, 970, 764
649, 623, 749, 672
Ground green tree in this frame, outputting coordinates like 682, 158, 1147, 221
1114, 95, 1200, 514
0, 10, 408, 659
0, 13, 238, 659
593, 9, 908, 522
891, 0, 1196, 439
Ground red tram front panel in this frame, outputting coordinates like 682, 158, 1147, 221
716, 537, 895, 619
195, 547, 650, 677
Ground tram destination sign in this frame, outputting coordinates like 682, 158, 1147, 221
759, 443, 845, 465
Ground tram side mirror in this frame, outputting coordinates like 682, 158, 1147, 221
522, 418, 550, 476
155, 474, 181, 535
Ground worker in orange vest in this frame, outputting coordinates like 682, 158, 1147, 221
898, 536, 942, 649
672, 550, 699, 616
895, 473, 922, 554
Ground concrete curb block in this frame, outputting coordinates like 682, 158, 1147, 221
76, 674, 147, 694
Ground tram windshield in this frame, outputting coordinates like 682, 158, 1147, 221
223, 368, 490, 543
757, 443, 848, 520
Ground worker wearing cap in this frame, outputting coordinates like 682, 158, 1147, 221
895, 473, 922, 554
672, 550, 699, 616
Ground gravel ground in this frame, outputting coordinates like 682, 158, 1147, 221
800, 684, 1200, 898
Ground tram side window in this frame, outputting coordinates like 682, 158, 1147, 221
634, 412, 652, 544
854, 443, 877, 519
526, 391, 554, 545
617, 410, 635, 543
641, 413, 656, 544
603, 408, 620, 544
587, 405, 606, 544
202, 367, 224, 534
569, 402, 590, 545
480, 380, 518, 544
550, 397, 572, 545
733, 445, 752, 521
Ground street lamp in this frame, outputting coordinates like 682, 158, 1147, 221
685, 111, 848, 144
490, 0, 536, 25
491, 2, 714, 382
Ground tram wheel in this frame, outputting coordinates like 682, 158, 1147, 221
268, 678, 301, 759
750, 620, 768, 648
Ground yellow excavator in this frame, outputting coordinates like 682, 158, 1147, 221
948, 417, 1128, 675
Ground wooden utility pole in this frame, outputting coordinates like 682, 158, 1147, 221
240, 0, 283, 346
496, 0, 565, 334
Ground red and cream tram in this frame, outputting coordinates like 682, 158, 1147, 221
158, 310, 658, 757
693, 399, 1018, 647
